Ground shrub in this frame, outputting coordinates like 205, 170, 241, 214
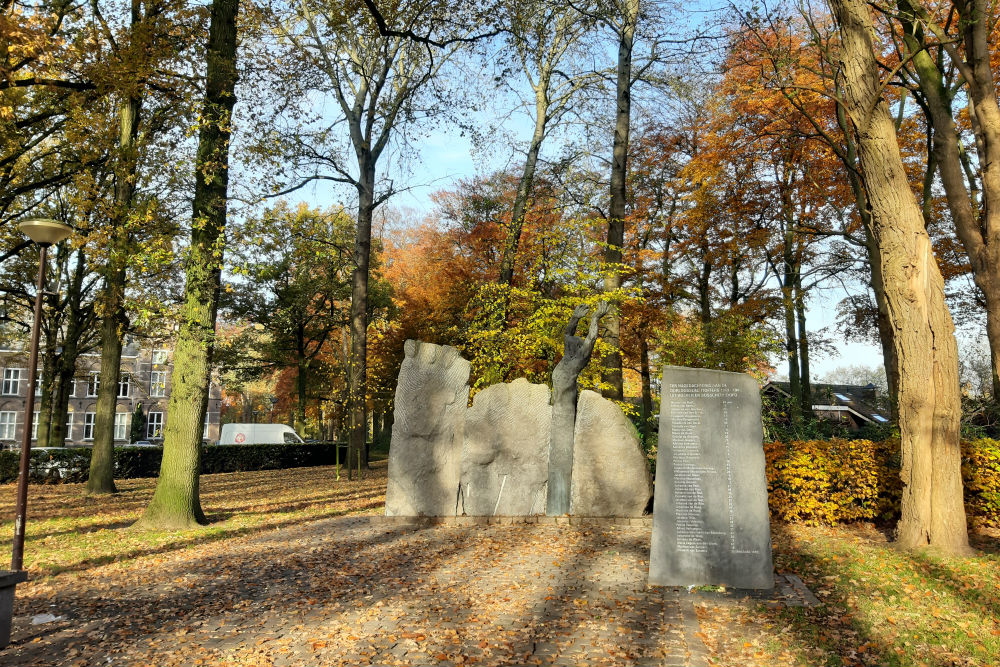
766, 437, 997, 528
964, 438, 1000, 529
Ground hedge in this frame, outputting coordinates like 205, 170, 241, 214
765, 438, 1000, 528
0, 442, 350, 484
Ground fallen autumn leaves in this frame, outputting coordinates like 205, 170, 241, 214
1, 463, 998, 666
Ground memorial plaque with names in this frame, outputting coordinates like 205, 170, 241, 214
649, 366, 774, 589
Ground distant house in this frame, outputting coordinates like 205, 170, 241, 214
762, 381, 891, 430
0, 339, 222, 447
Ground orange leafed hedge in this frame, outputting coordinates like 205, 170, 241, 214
765, 438, 1000, 528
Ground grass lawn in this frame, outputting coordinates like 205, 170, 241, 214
0, 464, 386, 577
700, 523, 1000, 667
1, 464, 997, 666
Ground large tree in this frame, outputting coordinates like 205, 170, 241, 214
494, 0, 594, 287
891, 0, 1000, 400
827, 0, 970, 553
138, 0, 240, 529
271, 0, 465, 475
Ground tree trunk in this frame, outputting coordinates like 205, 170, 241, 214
138, 0, 239, 530
498, 89, 549, 286
897, 0, 1000, 403
88, 0, 144, 495
782, 260, 801, 413
836, 88, 900, 418
348, 157, 375, 480
87, 304, 124, 494
36, 333, 56, 447
601, 0, 638, 402
830, 0, 970, 553
296, 358, 307, 434
795, 275, 812, 414
639, 335, 652, 447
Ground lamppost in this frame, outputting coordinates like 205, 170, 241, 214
11, 219, 73, 569
0, 218, 73, 647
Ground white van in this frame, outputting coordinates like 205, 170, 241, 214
218, 423, 304, 445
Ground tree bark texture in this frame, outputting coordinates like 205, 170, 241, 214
600, 0, 638, 402
897, 0, 1000, 400
639, 336, 652, 447
138, 0, 239, 530
836, 91, 900, 417
829, 0, 969, 553
348, 157, 375, 479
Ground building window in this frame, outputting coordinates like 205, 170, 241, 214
203, 417, 210, 439
2, 369, 21, 396
118, 374, 130, 398
35, 379, 41, 397
148, 412, 163, 438
114, 412, 128, 440
84, 412, 96, 440
150, 371, 167, 397
152, 349, 168, 365
32, 411, 38, 440
87, 371, 100, 397
0, 411, 15, 439
65, 412, 73, 440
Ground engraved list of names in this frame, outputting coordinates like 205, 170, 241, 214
649, 366, 774, 589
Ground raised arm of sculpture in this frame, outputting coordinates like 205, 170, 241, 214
547, 300, 611, 516
581, 301, 610, 359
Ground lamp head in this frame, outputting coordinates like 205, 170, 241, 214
18, 218, 73, 247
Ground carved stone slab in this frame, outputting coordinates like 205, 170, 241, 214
649, 366, 774, 589
385, 340, 470, 516
459, 378, 550, 516
569, 390, 653, 517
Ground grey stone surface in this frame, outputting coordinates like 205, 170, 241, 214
548, 302, 609, 515
570, 390, 653, 517
459, 378, 551, 516
385, 340, 470, 516
649, 366, 774, 589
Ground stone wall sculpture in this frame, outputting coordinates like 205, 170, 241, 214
386, 329, 653, 519
385, 340, 470, 516
570, 390, 653, 517
459, 378, 551, 516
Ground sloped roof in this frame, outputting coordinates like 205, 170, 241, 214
763, 381, 890, 424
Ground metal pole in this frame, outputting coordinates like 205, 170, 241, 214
11, 245, 48, 571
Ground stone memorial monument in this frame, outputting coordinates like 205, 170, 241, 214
459, 378, 551, 516
385, 340, 470, 516
649, 366, 774, 589
385, 319, 652, 519
571, 390, 653, 517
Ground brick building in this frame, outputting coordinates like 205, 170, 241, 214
0, 340, 222, 447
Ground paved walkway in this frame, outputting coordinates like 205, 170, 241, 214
4, 516, 806, 666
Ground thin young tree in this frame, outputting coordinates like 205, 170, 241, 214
270, 0, 465, 476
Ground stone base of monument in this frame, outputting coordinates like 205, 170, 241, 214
0, 570, 28, 648
649, 366, 775, 590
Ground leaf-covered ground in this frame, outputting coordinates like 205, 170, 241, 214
1, 463, 997, 666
